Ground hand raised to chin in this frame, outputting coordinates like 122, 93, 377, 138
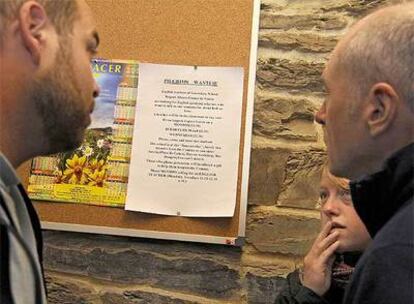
301, 221, 340, 296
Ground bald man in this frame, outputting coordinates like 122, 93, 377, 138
0, 1, 100, 303
315, 3, 413, 304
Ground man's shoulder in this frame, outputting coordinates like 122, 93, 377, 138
345, 202, 414, 304
373, 199, 413, 249
352, 199, 413, 285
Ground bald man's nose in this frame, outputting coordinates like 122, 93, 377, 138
315, 103, 326, 125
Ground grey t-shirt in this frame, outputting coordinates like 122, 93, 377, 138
0, 153, 46, 303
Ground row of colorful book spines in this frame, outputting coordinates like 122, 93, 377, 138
112, 123, 135, 140
29, 170, 130, 182
116, 87, 138, 101
29, 173, 130, 188
31, 155, 132, 175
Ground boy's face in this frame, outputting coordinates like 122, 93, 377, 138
319, 173, 371, 252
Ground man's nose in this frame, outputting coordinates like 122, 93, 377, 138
315, 103, 326, 125
93, 79, 100, 98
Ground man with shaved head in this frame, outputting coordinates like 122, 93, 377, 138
315, 3, 413, 303
0, 0, 100, 302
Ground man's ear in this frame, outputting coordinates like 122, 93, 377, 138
18, 1, 49, 66
365, 83, 398, 136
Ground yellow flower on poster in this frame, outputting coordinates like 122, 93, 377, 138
88, 169, 107, 187
63, 154, 90, 185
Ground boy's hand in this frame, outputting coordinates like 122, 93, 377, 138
301, 221, 340, 296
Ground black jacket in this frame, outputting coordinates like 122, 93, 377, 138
344, 143, 414, 304
274, 254, 360, 304
274, 270, 328, 304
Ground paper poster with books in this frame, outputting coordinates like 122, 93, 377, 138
27, 59, 139, 207
28, 61, 244, 218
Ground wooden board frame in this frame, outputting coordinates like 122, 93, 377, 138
18, 0, 261, 246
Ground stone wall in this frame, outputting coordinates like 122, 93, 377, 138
44, 1, 398, 303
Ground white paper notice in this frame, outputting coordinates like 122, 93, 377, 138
126, 63, 244, 217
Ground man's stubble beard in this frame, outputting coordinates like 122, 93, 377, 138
32, 42, 91, 156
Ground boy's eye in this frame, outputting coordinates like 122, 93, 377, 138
339, 190, 352, 204
319, 191, 328, 204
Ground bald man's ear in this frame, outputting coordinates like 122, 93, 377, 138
18, 1, 49, 66
365, 83, 398, 137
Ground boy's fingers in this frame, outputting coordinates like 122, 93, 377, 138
316, 221, 333, 242
320, 240, 340, 262
318, 230, 339, 249
313, 229, 338, 256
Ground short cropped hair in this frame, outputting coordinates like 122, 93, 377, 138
315, 164, 350, 209
337, 3, 414, 112
322, 165, 349, 192
0, 0, 79, 42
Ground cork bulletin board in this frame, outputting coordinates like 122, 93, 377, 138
18, 0, 261, 245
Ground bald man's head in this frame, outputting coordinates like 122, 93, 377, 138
333, 3, 414, 112
316, 3, 414, 179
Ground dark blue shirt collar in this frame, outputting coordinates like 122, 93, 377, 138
350, 143, 414, 237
